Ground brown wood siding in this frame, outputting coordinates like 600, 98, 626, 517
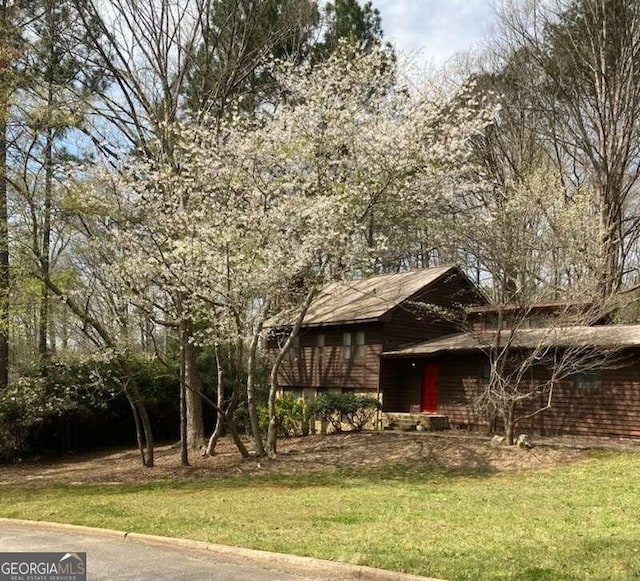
382, 274, 480, 351
437, 354, 486, 428
276, 323, 383, 391
429, 351, 640, 438
533, 363, 640, 437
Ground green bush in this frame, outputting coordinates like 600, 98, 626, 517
0, 394, 33, 462
258, 393, 311, 437
277, 394, 307, 437
0, 360, 113, 462
0, 352, 178, 462
310, 392, 381, 432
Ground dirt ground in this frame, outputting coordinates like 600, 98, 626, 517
1, 430, 639, 486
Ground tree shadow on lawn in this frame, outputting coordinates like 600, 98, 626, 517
47, 459, 499, 498
0, 431, 593, 489
3, 454, 498, 502
334, 460, 497, 484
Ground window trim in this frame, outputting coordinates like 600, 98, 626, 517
355, 330, 365, 358
343, 332, 352, 359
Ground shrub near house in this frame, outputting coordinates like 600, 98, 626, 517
310, 392, 381, 432
263, 392, 381, 436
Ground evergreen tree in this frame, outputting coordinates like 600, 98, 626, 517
0, 0, 33, 388
184, 0, 319, 118
12, 0, 105, 361
313, 0, 390, 61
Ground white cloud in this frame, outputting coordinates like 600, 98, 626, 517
371, 0, 497, 65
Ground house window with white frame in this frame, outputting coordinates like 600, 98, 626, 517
342, 332, 351, 359
343, 331, 365, 359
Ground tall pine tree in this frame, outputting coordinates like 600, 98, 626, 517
13, 0, 104, 362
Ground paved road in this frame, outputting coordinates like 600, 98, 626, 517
0, 523, 312, 580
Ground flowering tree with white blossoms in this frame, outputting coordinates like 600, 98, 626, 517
103, 43, 494, 459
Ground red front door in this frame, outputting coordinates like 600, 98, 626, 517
421, 362, 439, 413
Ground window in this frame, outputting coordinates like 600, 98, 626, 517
343, 332, 351, 359
289, 335, 300, 361
484, 318, 498, 331
481, 360, 492, 383
317, 333, 325, 361
343, 331, 365, 359
355, 331, 365, 358
575, 371, 602, 391
530, 318, 548, 329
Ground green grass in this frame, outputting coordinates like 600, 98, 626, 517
2, 452, 640, 579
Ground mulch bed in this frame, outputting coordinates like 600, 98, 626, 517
2, 430, 637, 486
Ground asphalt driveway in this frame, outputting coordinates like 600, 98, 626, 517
0, 522, 311, 580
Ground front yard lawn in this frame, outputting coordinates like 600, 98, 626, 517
1, 438, 640, 579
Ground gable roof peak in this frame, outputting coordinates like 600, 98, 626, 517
300, 264, 461, 327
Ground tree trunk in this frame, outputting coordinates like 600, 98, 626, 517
0, 43, 9, 390
266, 421, 278, 456
179, 321, 189, 466
266, 289, 316, 458
205, 344, 226, 456
136, 396, 155, 467
60, 301, 69, 350
504, 405, 515, 446
39, 125, 53, 361
126, 388, 146, 466
246, 310, 267, 456
39, 0, 55, 362
227, 371, 249, 459
126, 375, 154, 467
266, 374, 279, 458
599, 186, 623, 298
227, 411, 249, 458
123, 377, 154, 467
182, 319, 205, 450
205, 411, 224, 456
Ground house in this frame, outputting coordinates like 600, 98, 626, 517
383, 315, 640, 438
268, 265, 486, 404
270, 266, 640, 438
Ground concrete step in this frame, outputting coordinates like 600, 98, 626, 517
384, 413, 450, 432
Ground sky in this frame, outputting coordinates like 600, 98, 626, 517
369, 1, 498, 67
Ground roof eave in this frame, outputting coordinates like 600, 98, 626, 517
268, 316, 382, 331
382, 347, 479, 358
300, 316, 382, 329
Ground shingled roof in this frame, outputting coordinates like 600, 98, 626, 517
272, 265, 462, 328
383, 325, 640, 357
